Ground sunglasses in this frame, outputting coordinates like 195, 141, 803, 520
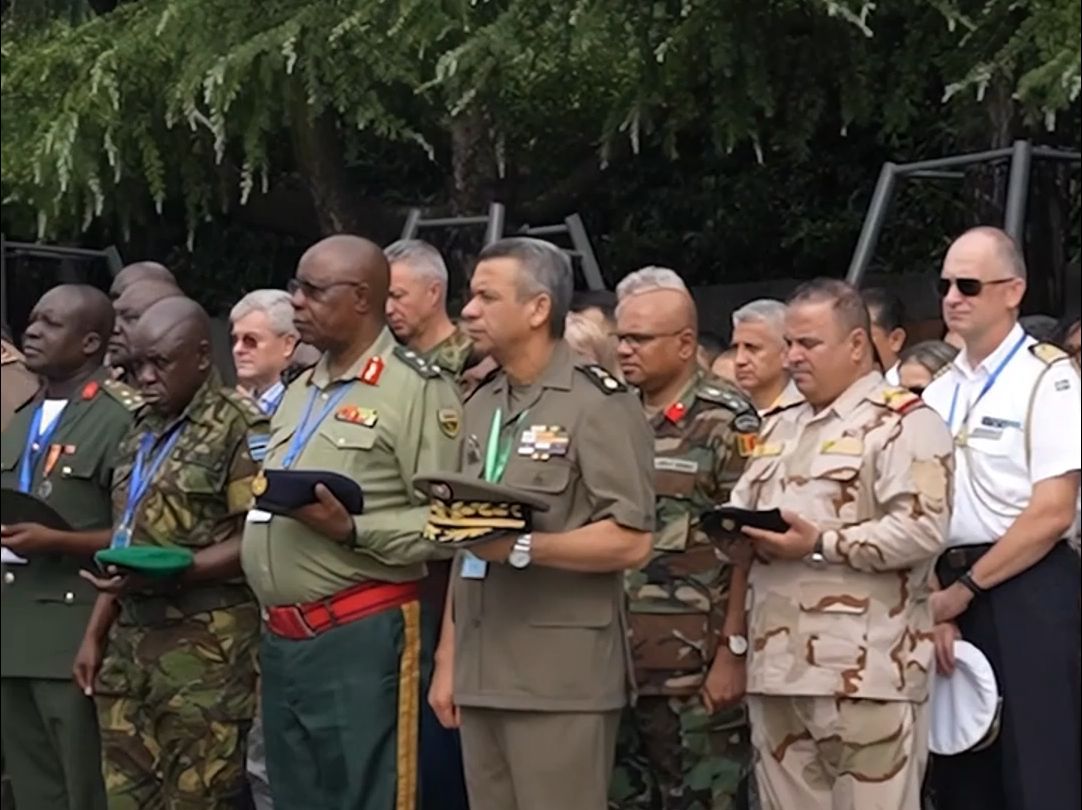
937, 277, 1014, 297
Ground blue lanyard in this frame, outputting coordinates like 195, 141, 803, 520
947, 332, 1027, 432
263, 385, 285, 415
281, 385, 352, 469
112, 423, 185, 548
18, 403, 65, 494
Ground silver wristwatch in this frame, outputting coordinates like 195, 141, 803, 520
508, 533, 533, 569
804, 531, 829, 569
722, 634, 749, 656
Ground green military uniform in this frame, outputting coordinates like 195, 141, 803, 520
423, 327, 476, 382
453, 341, 655, 810
1, 372, 137, 810
1, 339, 40, 432
95, 371, 267, 810
241, 326, 461, 810
611, 370, 759, 810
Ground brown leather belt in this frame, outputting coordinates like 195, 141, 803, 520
263, 580, 419, 640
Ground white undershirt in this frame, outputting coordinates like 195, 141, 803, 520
39, 399, 68, 435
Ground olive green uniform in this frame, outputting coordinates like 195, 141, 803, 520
1, 372, 137, 810
95, 372, 268, 810
1, 339, 40, 432
453, 341, 655, 810
423, 327, 476, 382
241, 327, 462, 810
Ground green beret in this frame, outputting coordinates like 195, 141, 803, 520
94, 546, 194, 578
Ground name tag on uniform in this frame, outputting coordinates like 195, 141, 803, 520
980, 415, 1020, 430
460, 552, 488, 579
654, 457, 699, 474
820, 436, 864, 455
246, 509, 273, 524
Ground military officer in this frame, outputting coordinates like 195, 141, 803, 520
1, 328, 40, 431
107, 279, 183, 380
1, 286, 136, 810
108, 261, 177, 300
729, 278, 952, 810
240, 235, 462, 810
74, 296, 268, 809
428, 237, 655, 810
923, 228, 1081, 810
608, 268, 758, 810
730, 299, 803, 425
385, 238, 477, 380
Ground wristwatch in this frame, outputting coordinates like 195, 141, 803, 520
508, 533, 533, 569
721, 634, 749, 656
804, 531, 829, 569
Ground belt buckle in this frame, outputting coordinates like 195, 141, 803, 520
283, 606, 316, 639
322, 596, 340, 628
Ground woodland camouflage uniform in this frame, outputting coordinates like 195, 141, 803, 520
611, 370, 760, 810
95, 371, 268, 810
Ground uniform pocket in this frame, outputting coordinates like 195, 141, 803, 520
503, 460, 571, 495
628, 611, 715, 672
797, 582, 869, 673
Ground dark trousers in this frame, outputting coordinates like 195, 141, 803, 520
931, 542, 1081, 810
419, 564, 469, 810
261, 599, 427, 810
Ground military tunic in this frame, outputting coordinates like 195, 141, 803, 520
611, 371, 758, 810
1, 372, 135, 810
95, 372, 267, 810
452, 340, 655, 810
0, 339, 39, 432
423, 326, 476, 382
241, 326, 462, 810
730, 371, 953, 810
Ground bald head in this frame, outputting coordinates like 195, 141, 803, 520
130, 297, 212, 415
615, 281, 700, 394
948, 227, 1027, 281
619, 288, 698, 334
22, 284, 115, 377
110, 262, 177, 299
299, 235, 390, 307
110, 280, 185, 368
137, 297, 211, 345
52, 284, 114, 346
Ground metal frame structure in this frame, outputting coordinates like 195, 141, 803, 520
1, 235, 123, 328
846, 139, 1082, 286
400, 203, 607, 290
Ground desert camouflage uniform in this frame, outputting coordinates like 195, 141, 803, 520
96, 371, 268, 810
730, 371, 952, 810
611, 371, 760, 810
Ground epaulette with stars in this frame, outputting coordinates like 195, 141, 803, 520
695, 381, 760, 434
576, 364, 627, 394
1029, 342, 1069, 365
101, 378, 144, 411
394, 345, 442, 379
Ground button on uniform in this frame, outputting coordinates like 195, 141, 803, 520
4, 571, 14, 584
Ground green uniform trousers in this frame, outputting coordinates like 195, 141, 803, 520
260, 599, 426, 810
0, 676, 107, 810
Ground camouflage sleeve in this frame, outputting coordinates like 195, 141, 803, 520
578, 391, 655, 531
821, 407, 953, 571
224, 411, 270, 517
353, 375, 463, 565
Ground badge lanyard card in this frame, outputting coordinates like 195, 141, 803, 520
461, 408, 529, 579
947, 333, 1026, 446
111, 423, 186, 549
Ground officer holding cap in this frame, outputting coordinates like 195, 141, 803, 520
1, 286, 135, 810
729, 278, 952, 810
923, 227, 1081, 810
240, 235, 462, 810
427, 238, 655, 810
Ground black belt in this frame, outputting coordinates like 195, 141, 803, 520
937, 543, 993, 573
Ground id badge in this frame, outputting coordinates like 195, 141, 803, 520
246, 509, 273, 524
460, 551, 488, 580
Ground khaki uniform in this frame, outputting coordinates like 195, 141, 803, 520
241, 327, 462, 810
730, 371, 952, 810
0, 339, 40, 432
1, 373, 136, 810
612, 371, 759, 810
96, 372, 267, 810
453, 341, 655, 810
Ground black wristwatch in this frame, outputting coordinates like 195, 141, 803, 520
957, 570, 985, 598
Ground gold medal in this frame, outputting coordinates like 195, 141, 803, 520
252, 472, 268, 496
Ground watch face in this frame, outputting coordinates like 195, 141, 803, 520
728, 635, 749, 656
508, 549, 530, 569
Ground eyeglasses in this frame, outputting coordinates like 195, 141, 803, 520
937, 277, 1014, 298
287, 278, 358, 300
615, 330, 684, 349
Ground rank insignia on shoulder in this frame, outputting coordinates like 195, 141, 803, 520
752, 442, 783, 458
335, 405, 378, 428
737, 433, 758, 457
102, 379, 145, 411
882, 387, 923, 415
1030, 342, 1068, 365
247, 433, 270, 462
81, 381, 100, 400
359, 356, 385, 385
437, 408, 461, 439
578, 364, 626, 393
393, 345, 442, 379
733, 411, 761, 434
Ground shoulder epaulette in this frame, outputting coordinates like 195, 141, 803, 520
932, 362, 953, 382
219, 386, 268, 424
576, 364, 627, 394
102, 378, 144, 411
695, 381, 761, 433
394, 345, 442, 379
879, 386, 925, 416
1029, 342, 1068, 365
1, 340, 22, 366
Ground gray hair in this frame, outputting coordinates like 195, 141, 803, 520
230, 289, 298, 337
615, 266, 688, 300
899, 340, 958, 376
476, 238, 573, 338
384, 239, 449, 289
732, 299, 787, 342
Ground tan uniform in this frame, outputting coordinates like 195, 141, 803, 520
0, 339, 40, 432
730, 371, 952, 810
452, 341, 655, 810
